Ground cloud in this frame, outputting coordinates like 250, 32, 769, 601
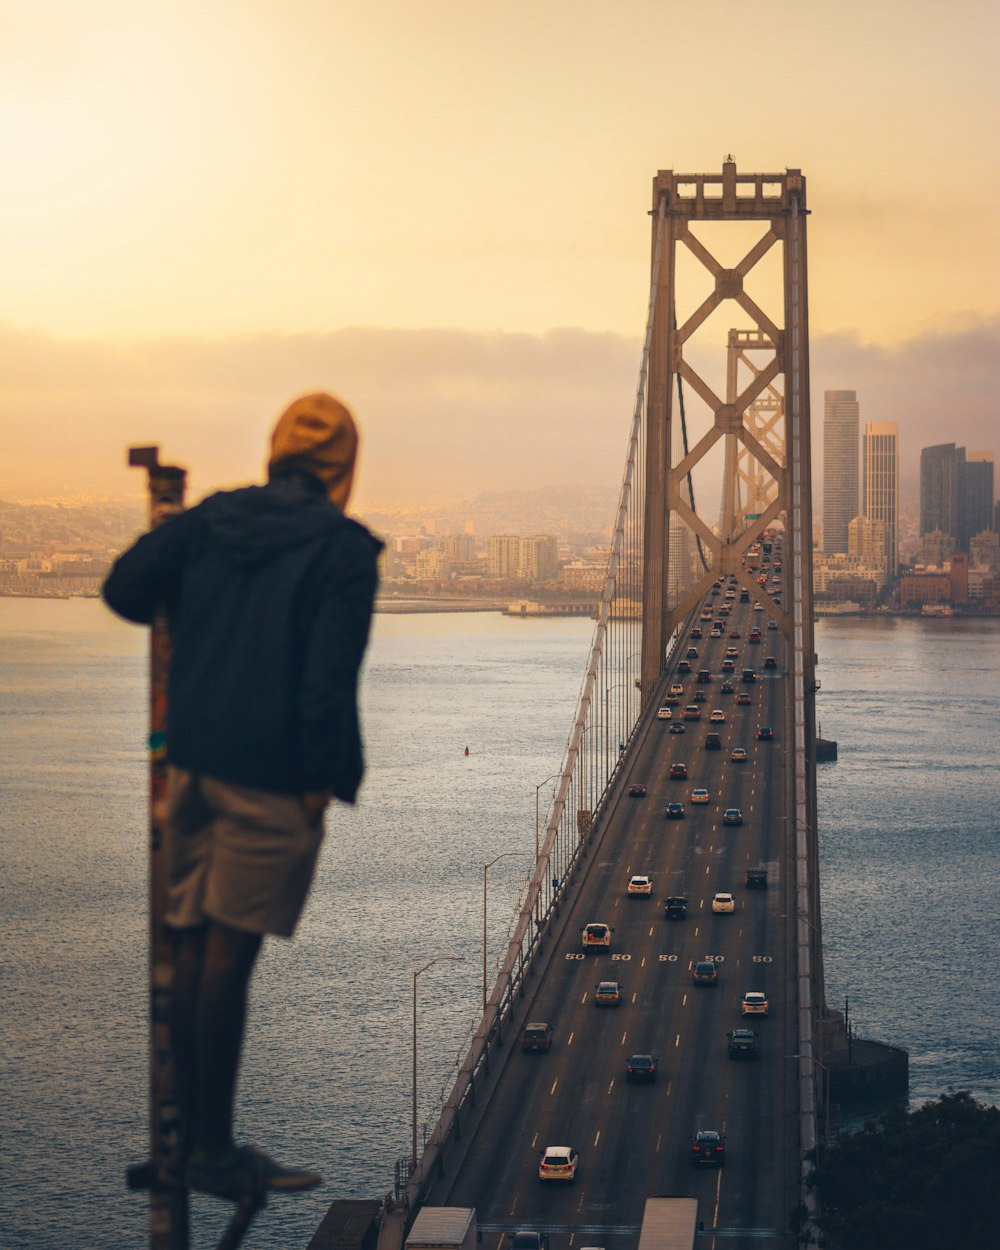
1, 317, 996, 511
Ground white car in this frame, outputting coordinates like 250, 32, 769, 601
581, 922, 612, 951
709, 709, 725, 723
691, 788, 710, 805
711, 892, 735, 914
539, 1144, 578, 1182
627, 874, 652, 897
657, 706, 672, 720
742, 991, 769, 1016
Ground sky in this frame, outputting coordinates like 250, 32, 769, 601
2, 0, 998, 513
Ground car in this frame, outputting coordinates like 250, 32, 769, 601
594, 979, 623, 1006
628, 783, 647, 797
731, 747, 747, 762
720, 658, 736, 673
692, 1130, 726, 1165
625, 1053, 658, 1083
683, 705, 701, 720
725, 646, 739, 657
728, 629, 741, 639
656, 706, 672, 720
582, 922, 612, 951
686, 647, 699, 659
669, 681, 685, 695
742, 991, 769, 1017
745, 866, 768, 890
763, 656, 777, 669
704, 732, 722, 750
539, 1145, 578, 1182
692, 689, 708, 703
741, 669, 757, 683
712, 892, 735, 913
696, 669, 712, 684
663, 693, 680, 705
669, 722, 686, 735
740, 590, 750, 602
722, 808, 743, 826
669, 762, 688, 780
692, 960, 718, 985
720, 678, 735, 693
709, 628, 722, 638
521, 1022, 554, 1052
627, 874, 652, 897
748, 630, 761, 644
736, 692, 752, 706
511, 1233, 548, 1250
700, 608, 713, 620
664, 895, 688, 919
767, 619, 778, 630
757, 725, 773, 740
727, 1028, 759, 1058
665, 801, 685, 819
709, 709, 725, 723
677, 659, 691, 673
689, 627, 703, 639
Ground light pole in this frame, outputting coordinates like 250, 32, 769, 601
483, 852, 530, 1014
604, 682, 628, 774
534, 772, 561, 924
412, 955, 463, 1164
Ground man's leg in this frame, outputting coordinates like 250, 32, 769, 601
194, 920, 262, 1155
170, 924, 207, 1156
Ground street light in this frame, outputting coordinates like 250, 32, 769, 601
412, 955, 463, 1164
483, 852, 530, 1013
534, 772, 562, 926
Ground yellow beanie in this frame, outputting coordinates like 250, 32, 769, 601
268, 392, 359, 509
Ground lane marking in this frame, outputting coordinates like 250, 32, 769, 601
530, 1132, 538, 1149
550, 1079, 558, 1095
621, 1031, 628, 1046
567, 1031, 574, 1046
675, 1033, 681, 1048
594, 1129, 601, 1147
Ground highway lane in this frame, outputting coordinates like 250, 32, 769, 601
426, 582, 799, 1249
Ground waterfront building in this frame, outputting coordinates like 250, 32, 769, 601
487, 534, 522, 578
919, 530, 955, 566
920, 443, 959, 540
863, 421, 899, 583
823, 390, 859, 555
957, 452, 995, 554
848, 515, 887, 586
487, 533, 559, 582
970, 530, 1000, 571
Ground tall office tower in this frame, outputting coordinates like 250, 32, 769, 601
957, 452, 995, 552
863, 422, 899, 582
823, 390, 859, 554
920, 442, 960, 541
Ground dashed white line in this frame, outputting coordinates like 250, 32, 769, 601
567, 1031, 574, 1046
550, 1079, 558, 1095
621, 1031, 628, 1046
607, 1079, 615, 1095
593, 1129, 601, 1147
675, 1033, 681, 1048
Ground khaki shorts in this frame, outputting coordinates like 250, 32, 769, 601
164, 767, 325, 938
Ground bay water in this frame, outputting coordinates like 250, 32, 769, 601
1, 600, 997, 1249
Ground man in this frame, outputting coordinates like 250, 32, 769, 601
104, 393, 382, 1199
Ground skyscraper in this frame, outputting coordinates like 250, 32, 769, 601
823, 390, 859, 554
920, 442, 959, 542
863, 421, 899, 582
957, 452, 995, 553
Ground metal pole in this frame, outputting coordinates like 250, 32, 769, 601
412, 956, 463, 1165
126, 447, 189, 1250
483, 853, 530, 1014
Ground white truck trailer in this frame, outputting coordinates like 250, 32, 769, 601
636, 1196, 699, 1250
404, 1207, 477, 1250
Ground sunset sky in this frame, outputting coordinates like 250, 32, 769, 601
2, 0, 998, 511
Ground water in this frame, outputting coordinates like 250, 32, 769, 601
2, 600, 998, 1249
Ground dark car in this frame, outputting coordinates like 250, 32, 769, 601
692, 960, 718, 985
736, 692, 752, 706
704, 732, 722, 750
625, 1053, 658, 1083
696, 669, 712, 684
669, 723, 686, 734
664, 895, 688, 919
745, 867, 768, 890
722, 807, 743, 825
689, 628, 703, 639
628, 783, 647, 798
720, 679, 735, 693
677, 659, 692, 673
521, 1022, 554, 1053
669, 763, 688, 780
692, 1130, 726, 1166
692, 690, 708, 703
727, 1028, 759, 1059
757, 725, 773, 740
741, 669, 757, 683
721, 658, 736, 673
511, 1233, 548, 1250
665, 802, 685, 820
686, 646, 699, 659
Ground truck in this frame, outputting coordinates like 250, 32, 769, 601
636, 1196, 700, 1250
520, 1022, 553, 1052
405, 1207, 477, 1250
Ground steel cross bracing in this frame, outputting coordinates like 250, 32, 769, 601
720, 329, 786, 542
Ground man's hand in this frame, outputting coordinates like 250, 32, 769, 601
302, 791, 332, 826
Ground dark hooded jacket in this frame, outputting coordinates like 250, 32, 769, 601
103, 471, 382, 801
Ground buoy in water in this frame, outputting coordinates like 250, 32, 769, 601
464, 745, 470, 756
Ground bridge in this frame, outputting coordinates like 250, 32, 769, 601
378, 161, 827, 1249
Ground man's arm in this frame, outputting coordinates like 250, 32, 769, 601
298, 529, 380, 803
102, 512, 192, 625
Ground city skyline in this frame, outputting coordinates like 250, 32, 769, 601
1, 2, 998, 512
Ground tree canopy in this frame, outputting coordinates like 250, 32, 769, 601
810, 1091, 1000, 1249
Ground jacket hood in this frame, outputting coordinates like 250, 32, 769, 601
198, 474, 353, 569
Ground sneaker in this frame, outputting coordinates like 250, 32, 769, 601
187, 1144, 322, 1199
